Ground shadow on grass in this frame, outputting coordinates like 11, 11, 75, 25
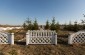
58, 39, 68, 45
57, 37, 68, 45
14, 41, 26, 45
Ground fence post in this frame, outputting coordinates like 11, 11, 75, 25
68, 34, 74, 44
26, 32, 29, 45
11, 33, 14, 45
55, 33, 57, 45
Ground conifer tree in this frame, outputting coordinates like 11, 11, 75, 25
55, 22, 60, 31
45, 20, 50, 30
64, 22, 67, 30
81, 14, 85, 29
23, 22, 27, 30
33, 19, 39, 30
73, 21, 79, 32
24, 18, 33, 30
67, 21, 73, 31
50, 17, 56, 30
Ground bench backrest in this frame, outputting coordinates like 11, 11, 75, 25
68, 31, 85, 44
26, 30, 57, 45
0, 31, 14, 45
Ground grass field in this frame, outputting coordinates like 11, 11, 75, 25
0, 30, 85, 55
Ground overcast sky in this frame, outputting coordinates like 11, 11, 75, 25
0, 0, 85, 25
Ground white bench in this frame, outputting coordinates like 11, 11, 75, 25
68, 31, 85, 44
26, 30, 57, 45
0, 31, 14, 45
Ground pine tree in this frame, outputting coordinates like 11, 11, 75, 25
55, 22, 60, 32
28, 20, 33, 30
23, 22, 26, 30
50, 17, 56, 30
81, 14, 85, 29
25, 18, 33, 30
73, 21, 79, 32
67, 21, 73, 31
64, 22, 67, 30
45, 20, 50, 30
33, 19, 39, 30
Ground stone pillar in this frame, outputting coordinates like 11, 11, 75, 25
55, 33, 57, 45
26, 32, 29, 45
11, 33, 14, 45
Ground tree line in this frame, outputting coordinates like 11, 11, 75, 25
64, 20, 85, 32
23, 17, 60, 32
23, 17, 85, 32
